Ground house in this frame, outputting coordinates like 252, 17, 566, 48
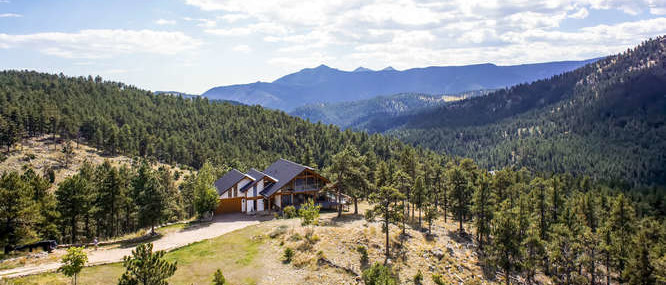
213, 158, 335, 214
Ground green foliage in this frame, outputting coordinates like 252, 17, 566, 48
0, 70, 423, 172
489, 201, 522, 285
283, 247, 294, 263
431, 274, 445, 285
357, 245, 368, 265
385, 37, 666, 187
298, 198, 320, 226
212, 269, 226, 285
118, 243, 177, 285
362, 262, 397, 285
58, 246, 87, 285
133, 162, 167, 234
369, 185, 405, 260
0, 171, 39, 251
282, 206, 297, 219
413, 270, 423, 285
328, 145, 369, 216
193, 162, 220, 218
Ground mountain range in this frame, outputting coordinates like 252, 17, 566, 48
202, 59, 599, 111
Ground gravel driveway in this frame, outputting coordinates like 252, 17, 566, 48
0, 214, 264, 279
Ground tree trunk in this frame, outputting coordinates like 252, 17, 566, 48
459, 214, 463, 232
354, 197, 358, 215
418, 207, 422, 229
402, 199, 406, 236
385, 214, 390, 263
337, 187, 342, 217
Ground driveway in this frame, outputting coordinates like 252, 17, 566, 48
0, 214, 264, 279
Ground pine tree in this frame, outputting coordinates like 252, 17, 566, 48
472, 173, 494, 250
369, 185, 404, 262
132, 162, 165, 234
0, 172, 37, 252
608, 194, 635, 275
391, 170, 412, 236
447, 166, 471, 232
56, 175, 88, 244
489, 201, 522, 285
329, 145, 369, 216
118, 243, 177, 285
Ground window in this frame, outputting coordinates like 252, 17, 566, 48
233, 185, 238, 198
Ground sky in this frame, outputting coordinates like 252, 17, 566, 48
0, 0, 665, 94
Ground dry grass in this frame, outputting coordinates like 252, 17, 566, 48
8, 201, 507, 285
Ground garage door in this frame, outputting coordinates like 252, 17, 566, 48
215, 197, 243, 214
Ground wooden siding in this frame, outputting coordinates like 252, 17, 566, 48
215, 197, 243, 214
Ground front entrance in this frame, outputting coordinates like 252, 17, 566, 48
215, 197, 243, 214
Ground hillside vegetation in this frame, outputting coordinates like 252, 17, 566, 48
0, 70, 431, 172
377, 37, 666, 186
290, 90, 493, 129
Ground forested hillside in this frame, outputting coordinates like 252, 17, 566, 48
0, 71, 424, 172
380, 37, 666, 186
290, 90, 493, 129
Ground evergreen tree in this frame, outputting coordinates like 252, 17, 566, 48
489, 201, 522, 285
118, 243, 177, 285
369, 185, 404, 262
132, 163, 165, 234
447, 166, 471, 232
472, 173, 494, 250
328, 145, 369, 216
56, 175, 89, 244
0, 172, 37, 252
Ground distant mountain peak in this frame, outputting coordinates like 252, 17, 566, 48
315, 64, 331, 70
353, 67, 373, 72
382, 66, 396, 71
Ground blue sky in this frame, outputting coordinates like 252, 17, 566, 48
1, 0, 665, 94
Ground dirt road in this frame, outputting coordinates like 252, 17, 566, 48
0, 214, 263, 279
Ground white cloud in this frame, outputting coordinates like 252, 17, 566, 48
232, 44, 252, 53
569, 7, 590, 19
155, 19, 176, 25
0, 13, 21, 18
0, 29, 202, 59
183, 17, 216, 28
185, 0, 666, 70
218, 13, 251, 23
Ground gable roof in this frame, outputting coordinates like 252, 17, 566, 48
240, 168, 278, 193
213, 169, 253, 195
260, 158, 315, 197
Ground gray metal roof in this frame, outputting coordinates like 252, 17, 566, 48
260, 158, 314, 197
213, 169, 252, 196
240, 168, 278, 193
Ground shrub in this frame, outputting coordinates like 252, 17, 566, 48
362, 262, 397, 285
414, 270, 423, 285
357, 245, 369, 265
364, 209, 375, 222
212, 269, 226, 285
432, 274, 445, 285
298, 198, 320, 226
283, 206, 297, 218
283, 247, 294, 263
